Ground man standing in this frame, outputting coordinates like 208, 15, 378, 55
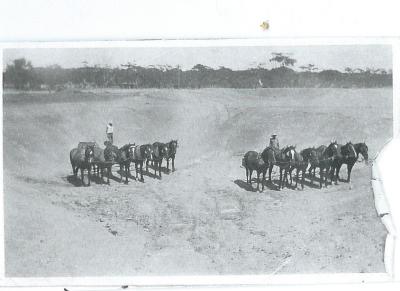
269, 134, 280, 163
106, 121, 114, 144
269, 134, 280, 150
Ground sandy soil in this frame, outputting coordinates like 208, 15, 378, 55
3, 88, 391, 276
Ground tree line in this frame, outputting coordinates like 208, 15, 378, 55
3, 54, 392, 90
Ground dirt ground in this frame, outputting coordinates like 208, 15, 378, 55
3, 88, 391, 276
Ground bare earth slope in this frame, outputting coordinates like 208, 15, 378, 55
3, 88, 391, 276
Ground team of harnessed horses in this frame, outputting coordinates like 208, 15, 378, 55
70, 140, 178, 186
242, 141, 369, 192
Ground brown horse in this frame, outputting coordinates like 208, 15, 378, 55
313, 141, 341, 188
130, 144, 153, 182
70, 144, 95, 186
108, 143, 135, 184
332, 142, 369, 183
267, 146, 296, 190
165, 140, 178, 172
300, 147, 319, 186
92, 142, 118, 184
150, 142, 169, 178
288, 149, 310, 190
242, 151, 268, 192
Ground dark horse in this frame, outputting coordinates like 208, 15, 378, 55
130, 144, 153, 182
300, 147, 319, 187
332, 142, 369, 183
165, 140, 178, 172
267, 146, 296, 190
242, 151, 268, 192
150, 142, 169, 178
311, 141, 341, 188
92, 142, 118, 184
108, 143, 135, 184
70, 144, 95, 186
288, 148, 315, 190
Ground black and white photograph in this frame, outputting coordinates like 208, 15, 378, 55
2, 43, 393, 278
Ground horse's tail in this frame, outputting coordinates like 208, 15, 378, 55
70, 148, 78, 173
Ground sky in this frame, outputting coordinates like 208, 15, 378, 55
3, 45, 392, 72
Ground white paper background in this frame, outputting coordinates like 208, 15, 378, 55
1, 0, 400, 290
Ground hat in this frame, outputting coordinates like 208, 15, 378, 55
271, 134, 277, 137
108, 120, 113, 125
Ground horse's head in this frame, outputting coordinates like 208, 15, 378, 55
343, 142, 357, 159
302, 148, 319, 166
357, 142, 369, 163
282, 145, 296, 162
169, 140, 178, 154
144, 144, 154, 160
161, 143, 170, 158
309, 148, 319, 165
85, 145, 95, 164
327, 140, 340, 158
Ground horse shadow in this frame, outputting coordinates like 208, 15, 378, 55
65, 175, 83, 187
142, 169, 161, 180
234, 178, 280, 192
296, 173, 333, 189
145, 163, 172, 175
113, 168, 136, 180
89, 174, 105, 184
91, 171, 123, 184
234, 179, 257, 192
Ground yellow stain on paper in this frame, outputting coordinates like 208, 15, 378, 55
260, 21, 269, 31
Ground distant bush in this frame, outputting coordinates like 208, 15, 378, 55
3, 59, 392, 90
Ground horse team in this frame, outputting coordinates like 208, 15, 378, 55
70, 140, 178, 186
242, 141, 369, 192
70, 137, 369, 191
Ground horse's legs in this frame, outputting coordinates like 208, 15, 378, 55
256, 171, 260, 192
140, 162, 144, 181
120, 164, 123, 182
295, 168, 299, 188
284, 168, 289, 188
268, 165, 273, 182
87, 166, 91, 186
319, 167, 323, 188
347, 163, 354, 183
72, 164, 78, 177
249, 169, 253, 188
107, 166, 111, 184
262, 169, 266, 191
166, 159, 170, 172
313, 168, 316, 183
159, 159, 163, 178
172, 157, 175, 172
336, 163, 342, 181
301, 168, 305, 190
279, 168, 283, 189
80, 168, 85, 186
245, 167, 249, 183
330, 165, 337, 185
125, 164, 129, 184
325, 167, 332, 187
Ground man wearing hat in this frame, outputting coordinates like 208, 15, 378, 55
269, 134, 280, 150
106, 121, 114, 144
